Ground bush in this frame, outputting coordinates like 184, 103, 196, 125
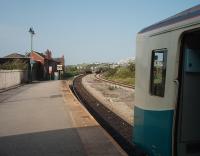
0, 59, 28, 70
95, 66, 110, 74
104, 67, 118, 77
127, 62, 135, 72
65, 66, 78, 73
103, 64, 135, 85
115, 67, 133, 78
63, 72, 78, 79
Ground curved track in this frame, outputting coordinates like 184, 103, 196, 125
71, 75, 146, 156
95, 74, 134, 89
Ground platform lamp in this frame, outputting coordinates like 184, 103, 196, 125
29, 27, 35, 82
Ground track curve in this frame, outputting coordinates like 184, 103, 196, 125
71, 75, 146, 156
95, 74, 134, 89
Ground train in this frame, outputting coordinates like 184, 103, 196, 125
133, 4, 200, 156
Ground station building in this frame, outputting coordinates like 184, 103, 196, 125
0, 50, 65, 81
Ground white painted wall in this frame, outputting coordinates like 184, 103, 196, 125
0, 70, 28, 89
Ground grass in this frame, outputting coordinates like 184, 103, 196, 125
103, 66, 135, 86
106, 77, 135, 86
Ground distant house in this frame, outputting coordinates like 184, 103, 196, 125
28, 50, 65, 80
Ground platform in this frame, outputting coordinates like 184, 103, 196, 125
0, 80, 127, 156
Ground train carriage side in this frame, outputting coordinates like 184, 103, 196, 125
133, 6, 200, 156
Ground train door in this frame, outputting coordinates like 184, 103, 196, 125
176, 31, 200, 156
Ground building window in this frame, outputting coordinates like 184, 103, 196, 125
150, 49, 167, 97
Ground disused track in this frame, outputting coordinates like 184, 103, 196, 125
95, 74, 135, 89
71, 75, 146, 156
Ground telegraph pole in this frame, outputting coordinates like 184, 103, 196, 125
29, 27, 35, 82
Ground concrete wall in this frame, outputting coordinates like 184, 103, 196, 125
0, 70, 28, 89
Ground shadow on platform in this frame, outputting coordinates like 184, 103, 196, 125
0, 126, 123, 156
0, 128, 86, 156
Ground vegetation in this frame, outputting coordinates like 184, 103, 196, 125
0, 59, 28, 70
63, 65, 79, 79
83, 65, 93, 74
103, 62, 135, 86
63, 61, 135, 85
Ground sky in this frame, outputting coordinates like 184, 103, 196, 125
0, 0, 200, 65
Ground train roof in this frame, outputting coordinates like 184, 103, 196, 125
139, 4, 200, 34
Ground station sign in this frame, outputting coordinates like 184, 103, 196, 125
57, 65, 63, 71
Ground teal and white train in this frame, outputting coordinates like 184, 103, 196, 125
133, 5, 200, 156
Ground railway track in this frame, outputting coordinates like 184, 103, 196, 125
71, 75, 146, 156
95, 74, 135, 89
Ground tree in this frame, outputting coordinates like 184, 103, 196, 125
128, 61, 135, 73
0, 59, 28, 70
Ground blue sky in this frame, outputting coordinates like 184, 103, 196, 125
0, 0, 200, 65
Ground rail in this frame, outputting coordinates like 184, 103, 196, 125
71, 75, 146, 156
95, 74, 135, 89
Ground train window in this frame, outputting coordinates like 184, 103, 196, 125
150, 49, 167, 97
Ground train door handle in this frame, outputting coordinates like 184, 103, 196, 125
173, 79, 179, 103
173, 79, 179, 87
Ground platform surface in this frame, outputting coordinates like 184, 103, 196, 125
0, 80, 127, 156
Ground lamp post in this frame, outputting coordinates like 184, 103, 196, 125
29, 27, 35, 52
29, 27, 35, 82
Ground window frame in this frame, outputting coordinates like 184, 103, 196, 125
150, 49, 167, 97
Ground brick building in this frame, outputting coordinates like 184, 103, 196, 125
28, 50, 65, 80
2, 50, 65, 81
